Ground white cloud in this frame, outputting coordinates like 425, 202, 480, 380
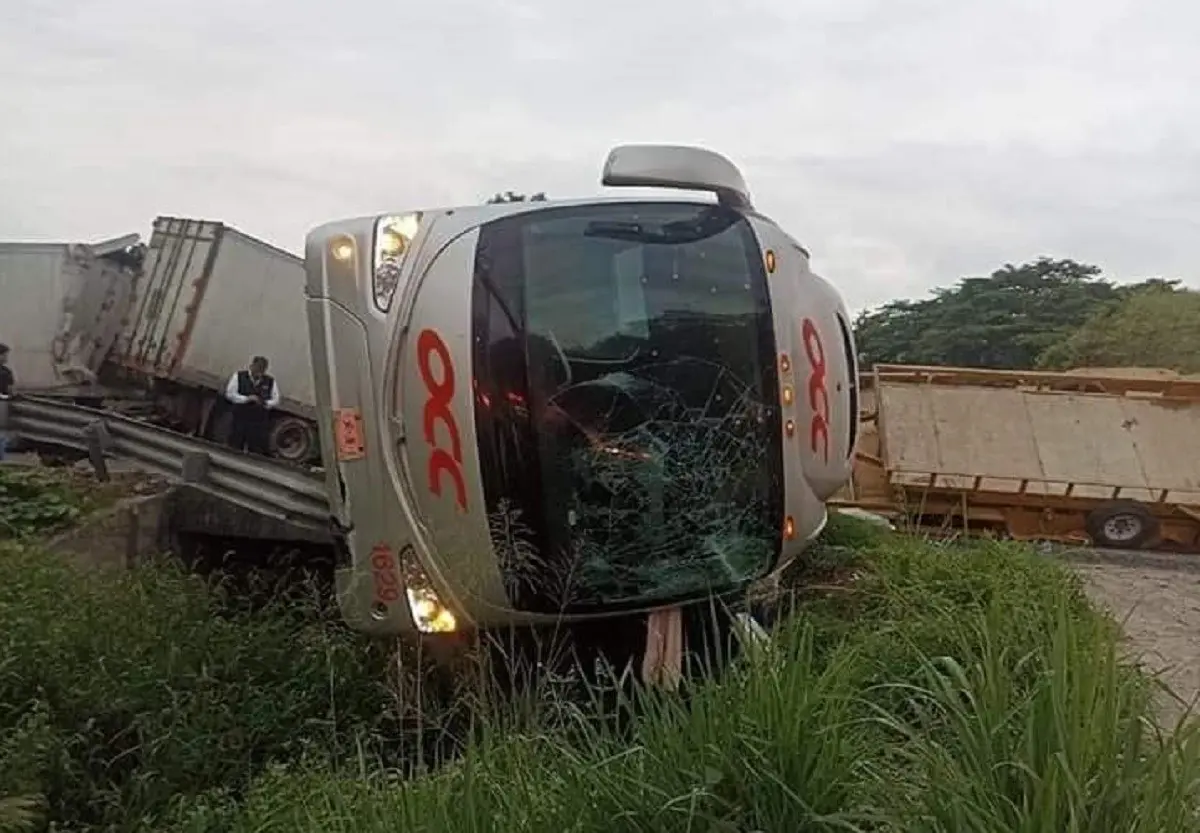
2, 0, 1197, 310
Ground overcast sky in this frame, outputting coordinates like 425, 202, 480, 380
2, 0, 1198, 311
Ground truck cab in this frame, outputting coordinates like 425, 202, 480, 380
303, 145, 859, 644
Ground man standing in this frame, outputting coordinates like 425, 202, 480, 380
225, 355, 279, 456
0, 344, 12, 462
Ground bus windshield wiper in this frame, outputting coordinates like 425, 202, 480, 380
584, 220, 667, 243
584, 207, 737, 245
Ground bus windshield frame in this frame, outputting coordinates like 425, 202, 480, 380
469, 200, 784, 614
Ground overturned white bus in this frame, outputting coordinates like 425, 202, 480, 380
303, 145, 859, 677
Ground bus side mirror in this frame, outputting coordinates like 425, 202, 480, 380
601, 145, 753, 211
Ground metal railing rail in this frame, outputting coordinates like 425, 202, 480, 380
8, 396, 330, 527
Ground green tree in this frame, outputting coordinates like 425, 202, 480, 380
486, 191, 548, 204
853, 258, 1129, 370
1037, 282, 1200, 372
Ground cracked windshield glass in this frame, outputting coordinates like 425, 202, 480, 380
471, 202, 783, 612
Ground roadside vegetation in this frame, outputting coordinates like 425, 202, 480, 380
1, 467, 1198, 831
0, 465, 95, 539
853, 256, 1200, 374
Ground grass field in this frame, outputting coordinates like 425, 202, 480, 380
1, 466, 1198, 831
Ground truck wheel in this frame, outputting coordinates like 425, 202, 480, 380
269, 416, 318, 463
1085, 501, 1159, 550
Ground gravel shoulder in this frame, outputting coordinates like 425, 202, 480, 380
1064, 548, 1200, 727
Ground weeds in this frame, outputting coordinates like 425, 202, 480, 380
0, 467, 86, 538
871, 604, 1200, 832
176, 515, 1200, 832
2, 505, 1198, 831
0, 544, 395, 830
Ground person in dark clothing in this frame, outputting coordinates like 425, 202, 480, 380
0, 343, 12, 462
225, 355, 279, 455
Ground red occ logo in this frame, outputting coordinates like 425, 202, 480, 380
800, 317, 830, 463
417, 328, 468, 511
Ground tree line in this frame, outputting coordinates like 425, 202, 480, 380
853, 258, 1200, 373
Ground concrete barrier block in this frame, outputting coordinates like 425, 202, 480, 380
46, 488, 173, 571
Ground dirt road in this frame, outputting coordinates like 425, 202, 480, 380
1067, 549, 1200, 727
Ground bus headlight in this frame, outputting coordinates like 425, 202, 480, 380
406, 585, 458, 633
372, 213, 421, 312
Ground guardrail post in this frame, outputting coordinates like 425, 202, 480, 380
181, 451, 211, 484
82, 420, 112, 482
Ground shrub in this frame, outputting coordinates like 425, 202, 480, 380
0, 467, 86, 539
0, 544, 395, 830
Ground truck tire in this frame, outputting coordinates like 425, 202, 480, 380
1085, 501, 1159, 550
269, 416, 318, 464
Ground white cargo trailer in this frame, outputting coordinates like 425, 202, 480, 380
0, 238, 140, 396
110, 216, 319, 461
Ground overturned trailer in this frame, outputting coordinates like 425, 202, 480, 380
2, 219, 320, 463
836, 365, 1200, 552
0, 236, 142, 398
108, 216, 319, 462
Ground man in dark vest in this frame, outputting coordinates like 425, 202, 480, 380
225, 355, 279, 455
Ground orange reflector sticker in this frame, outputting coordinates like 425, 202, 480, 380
334, 407, 366, 461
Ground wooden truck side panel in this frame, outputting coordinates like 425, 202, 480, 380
836, 365, 1200, 551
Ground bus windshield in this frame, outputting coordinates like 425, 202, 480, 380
470, 201, 783, 613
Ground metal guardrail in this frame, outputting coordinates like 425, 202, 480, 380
8, 396, 330, 527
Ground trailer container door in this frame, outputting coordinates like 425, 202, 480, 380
114, 217, 219, 376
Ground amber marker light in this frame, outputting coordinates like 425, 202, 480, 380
784, 515, 796, 540
785, 419, 795, 437
765, 249, 777, 273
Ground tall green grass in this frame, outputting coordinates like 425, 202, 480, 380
874, 606, 1200, 832
2, 499, 1198, 832
0, 543, 396, 830
198, 523, 1200, 832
